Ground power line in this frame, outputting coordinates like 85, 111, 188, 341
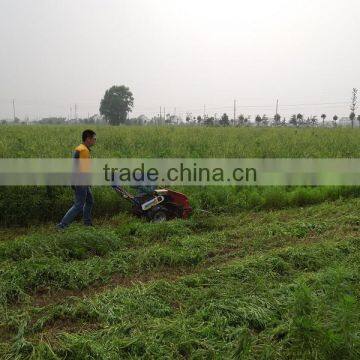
280, 102, 349, 107
0, 98, 353, 121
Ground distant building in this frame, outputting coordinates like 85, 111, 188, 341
66, 114, 105, 124
137, 115, 149, 125
90, 114, 106, 124
166, 115, 182, 125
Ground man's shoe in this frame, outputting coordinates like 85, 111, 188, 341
56, 223, 67, 231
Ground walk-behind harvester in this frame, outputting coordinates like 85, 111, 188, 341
112, 186, 192, 222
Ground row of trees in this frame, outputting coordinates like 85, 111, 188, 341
98, 85, 359, 128
180, 113, 360, 127
2, 86, 358, 127
2, 112, 359, 127
0, 116, 105, 125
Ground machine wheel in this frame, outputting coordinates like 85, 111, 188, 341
149, 207, 168, 222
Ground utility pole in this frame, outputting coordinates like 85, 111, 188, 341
75, 104, 78, 121
203, 104, 206, 120
159, 106, 161, 125
12, 99, 16, 121
164, 107, 166, 123
275, 99, 279, 124
234, 99, 236, 126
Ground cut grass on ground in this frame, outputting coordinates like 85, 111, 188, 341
0, 198, 359, 359
2, 237, 360, 359
0, 199, 358, 307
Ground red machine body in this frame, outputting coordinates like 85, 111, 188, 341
113, 186, 192, 222
162, 189, 192, 219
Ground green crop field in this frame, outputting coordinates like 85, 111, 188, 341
0, 125, 360, 359
1, 125, 360, 158
0, 125, 360, 226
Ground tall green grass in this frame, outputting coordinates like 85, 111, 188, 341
1, 125, 359, 158
0, 125, 359, 225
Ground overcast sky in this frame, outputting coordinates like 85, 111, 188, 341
0, 0, 359, 121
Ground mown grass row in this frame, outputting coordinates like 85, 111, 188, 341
0, 199, 357, 307
1, 236, 360, 359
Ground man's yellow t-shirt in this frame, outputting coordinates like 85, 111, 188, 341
73, 144, 91, 176
74, 144, 91, 159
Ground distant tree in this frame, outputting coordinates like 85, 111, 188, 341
289, 114, 297, 126
311, 116, 318, 126
333, 115, 338, 127
204, 117, 214, 126
357, 114, 360, 127
164, 113, 171, 123
238, 114, 246, 126
261, 115, 269, 126
296, 113, 304, 126
219, 113, 230, 126
197, 115, 202, 124
39, 117, 66, 125
1, 120, 7, 125
349, 112, 356, 128
321, 114, 326, 126
100, 85, 134, 125
273, 113, 281, 126
350, 88, 358, 128
255, 115, 262, 126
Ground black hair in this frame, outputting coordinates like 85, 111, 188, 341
82, 129, 96, 142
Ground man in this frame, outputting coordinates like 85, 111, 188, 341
57, 129, 97, 229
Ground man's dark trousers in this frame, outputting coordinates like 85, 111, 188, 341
59, 186, 94, 228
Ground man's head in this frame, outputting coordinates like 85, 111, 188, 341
82, 129, 97, 147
